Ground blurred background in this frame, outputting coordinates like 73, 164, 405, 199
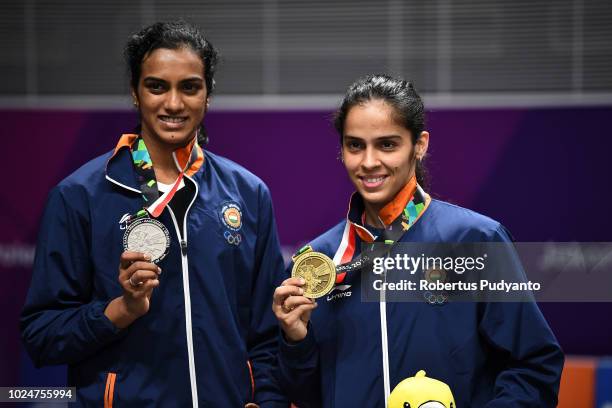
1, 0, 611, 406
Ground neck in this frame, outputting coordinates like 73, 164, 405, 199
361, 174, 418, 229
363, 202, 385, 228
141, 134, 181, 184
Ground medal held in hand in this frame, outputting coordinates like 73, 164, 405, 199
118, 135, 201, 264
123, 217, 170, 264
291, 247, 336, 298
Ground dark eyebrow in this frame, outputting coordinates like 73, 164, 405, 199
142, 76, 167, 84
343, 135, 402, 141
180, 77, 204, 83
343, 135, 362, 141
142, 76, 204, 83
376, 135, 402, 141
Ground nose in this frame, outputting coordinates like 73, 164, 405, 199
165, 89, 184, 112
361, 146, 381, 170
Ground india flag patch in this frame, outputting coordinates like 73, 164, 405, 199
221, 202, 242, 230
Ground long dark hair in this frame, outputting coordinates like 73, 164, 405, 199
124, 20, 219, 145
334, 74, 429, 188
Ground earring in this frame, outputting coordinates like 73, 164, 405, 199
133, 100, 139, 108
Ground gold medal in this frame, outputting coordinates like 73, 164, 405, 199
291, 249, 336, 298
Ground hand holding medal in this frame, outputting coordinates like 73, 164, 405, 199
104, 251, 161, 329
106, 135, 197, 329
272, 246, 336, 342
272, 276, 319, 343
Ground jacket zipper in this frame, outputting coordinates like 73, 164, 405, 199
332, 223, 391, 406
168, 174, 199, 408
380, 259, 391, 407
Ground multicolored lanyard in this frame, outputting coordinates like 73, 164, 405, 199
126, 136, 200, 222
332, 185, 429, 284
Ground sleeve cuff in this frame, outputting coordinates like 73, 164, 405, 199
258, 401, 291, 408
85, 300, 128, 344
279, 324, 317, 364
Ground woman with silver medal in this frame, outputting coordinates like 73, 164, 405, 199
272, 75, 564, 407
21, 21, 287, 407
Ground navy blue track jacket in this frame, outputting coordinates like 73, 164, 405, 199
21, 138, 288, 407
278, 191, 564, 407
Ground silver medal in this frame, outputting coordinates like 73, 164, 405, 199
123, 218, 170, 263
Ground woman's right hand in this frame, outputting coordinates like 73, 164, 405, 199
104, 251, 161, 329
272, 277, 318, 342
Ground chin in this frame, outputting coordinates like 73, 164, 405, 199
159, 131, 195, 145
359, 190, 390, 207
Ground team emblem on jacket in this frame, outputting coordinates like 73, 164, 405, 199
424, 268, 447, 284
423, 268, 448, 305
224, 230, 242, 246
220, 202, 242, 231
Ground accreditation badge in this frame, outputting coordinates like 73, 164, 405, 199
122, 217, 171, 264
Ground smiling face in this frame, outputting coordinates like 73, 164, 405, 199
133, 47, 207, 151
342, 99, 428, 214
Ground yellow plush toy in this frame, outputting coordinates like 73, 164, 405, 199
388, 370, 456, 408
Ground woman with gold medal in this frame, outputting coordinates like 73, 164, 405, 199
21, 21, 287, 407
272, 75, 564, 407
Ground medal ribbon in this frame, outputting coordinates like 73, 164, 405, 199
124, 135, 202, 221
333, 184, 429, 284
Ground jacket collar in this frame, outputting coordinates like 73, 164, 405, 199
347, 176, 418, 242
105, 133, 205, 192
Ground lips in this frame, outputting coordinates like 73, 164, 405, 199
359, 175, 388, 189
158, 115, 188, 129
